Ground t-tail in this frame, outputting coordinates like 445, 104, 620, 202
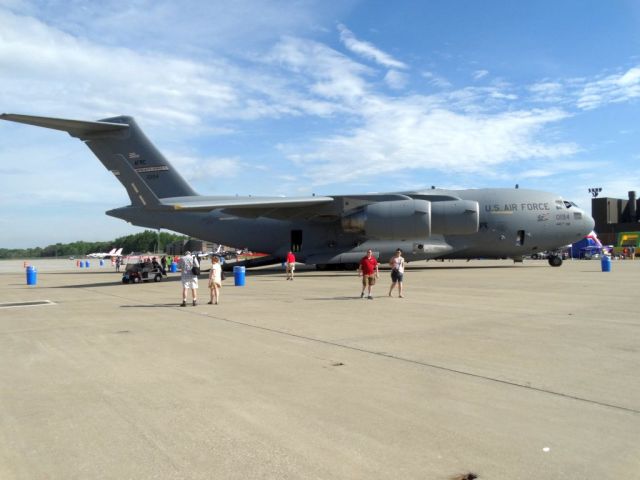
0, 113, 196, 206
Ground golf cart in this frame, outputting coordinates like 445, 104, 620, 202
122, 260, 164, 284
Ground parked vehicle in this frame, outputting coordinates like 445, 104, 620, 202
122, 261, 163, 283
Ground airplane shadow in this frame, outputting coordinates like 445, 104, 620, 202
120, 303, 184, 308
45, 271, 123, 275
304, 296, 364, 301
51, 275, 181, 288
406, 264, 523, 270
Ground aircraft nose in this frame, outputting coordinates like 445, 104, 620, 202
582, 211, 595, 234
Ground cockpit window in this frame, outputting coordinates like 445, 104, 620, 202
556, 199, 579, 209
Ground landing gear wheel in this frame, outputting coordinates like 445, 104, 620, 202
548, 256, 563, 267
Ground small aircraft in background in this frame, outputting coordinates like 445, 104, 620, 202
87, 247, 123, 259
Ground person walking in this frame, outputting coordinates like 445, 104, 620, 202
179, 251, 200, 306
285, 251, 296, 280
160, 255, 167, 275
115, 256, 121, 272
208, 256, 223, 304
388, 248, 405, 298
358, 249, 379, 299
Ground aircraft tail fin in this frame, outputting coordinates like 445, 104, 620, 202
110, 153, 163, 207
0, 113, 197, 201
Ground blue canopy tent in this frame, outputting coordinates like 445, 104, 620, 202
571, 233, 603, 259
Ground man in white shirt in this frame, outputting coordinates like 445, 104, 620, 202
179, 251, 200, 306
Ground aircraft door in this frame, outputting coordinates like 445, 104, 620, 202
291, 230, 303, 252
516, 230, 525, 246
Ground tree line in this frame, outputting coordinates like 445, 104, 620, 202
0, 230, 188, 259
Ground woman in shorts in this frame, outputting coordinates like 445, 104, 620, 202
388, 249, 405, 298
208, 256, 223, 304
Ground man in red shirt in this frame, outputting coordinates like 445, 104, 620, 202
285, 251, 296, 280
358, 249, 379, 299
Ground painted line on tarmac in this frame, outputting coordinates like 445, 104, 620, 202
196, 310, 640, 416
0, 300, 55, 309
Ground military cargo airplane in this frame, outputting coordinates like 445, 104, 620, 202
0, 113, 595, 268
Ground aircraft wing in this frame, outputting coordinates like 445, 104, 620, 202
161, 196, 334, 211
151, 195, 335, 220
170, 193, 459, 220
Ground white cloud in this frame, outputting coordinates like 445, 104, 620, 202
0, 7, 586, 201
577, 66, 640, 109
284, 96, 579, 185
421, 71, 451, 88
3, 0, 352, 55
337, 23, 407, 69
384, 70, 408, 90
266, 36, 370, 103
528, 81, 565, 103
172, 155, 242, 179
472, 69, 489, 80
0, 9, 362, 127
0, 9, 241, 124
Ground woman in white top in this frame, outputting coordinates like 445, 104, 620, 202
388, 249, 405, 298
208, 256, 223, 304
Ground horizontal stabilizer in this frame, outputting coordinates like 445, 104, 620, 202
0, 113, 128, 136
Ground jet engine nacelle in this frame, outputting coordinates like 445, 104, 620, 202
341, 198, 480, 239
431, 200, 479, 235
341, 199, 431, 240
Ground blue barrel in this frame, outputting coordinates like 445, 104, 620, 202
601, 255, 611, 272
170, 262, 177, 273
99, 259, 104, 267
26, 266, 37, 286
85, 260, 90, 268
79, 261, 84, 268
233, 266, 246, 286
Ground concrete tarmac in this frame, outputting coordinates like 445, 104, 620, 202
1, 258, 639, 479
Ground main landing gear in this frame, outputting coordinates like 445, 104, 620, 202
548, 255, 563, 267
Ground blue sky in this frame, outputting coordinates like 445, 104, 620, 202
1, 0, 639, 248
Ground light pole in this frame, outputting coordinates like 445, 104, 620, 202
588, 187, 602, 198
